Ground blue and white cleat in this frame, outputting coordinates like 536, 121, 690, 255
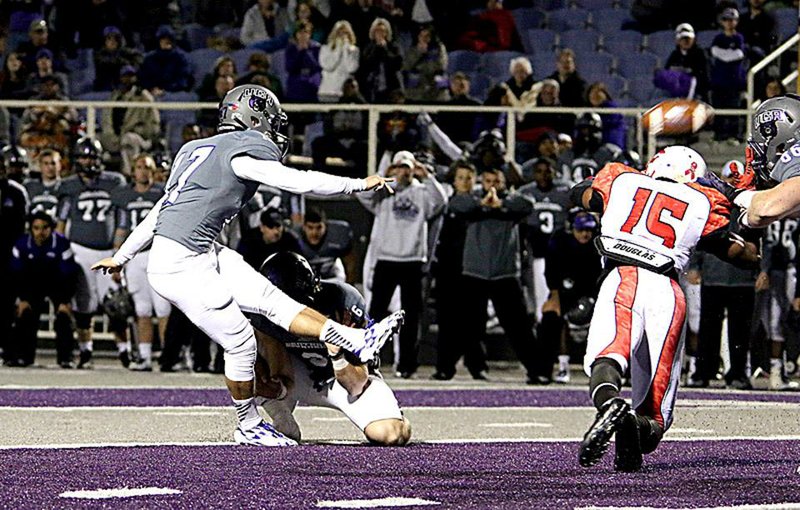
356, 310, 404, 363
234, 420, 298, 446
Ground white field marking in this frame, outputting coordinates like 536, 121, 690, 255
480, 422, 553, 428
0, 406, 232, 412
668, 428, 715, 434
152, 411, 227, 416
575, 504, 800, 510
316, 497, 440, 508
59, 487, 181, 499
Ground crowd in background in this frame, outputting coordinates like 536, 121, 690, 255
0, 0, 798, 390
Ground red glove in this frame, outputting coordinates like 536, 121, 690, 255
734, 148, 757, 190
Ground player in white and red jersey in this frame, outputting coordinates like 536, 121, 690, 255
570, 146, 760, 472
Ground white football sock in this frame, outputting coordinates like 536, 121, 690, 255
232, 397, 262, 429
116, 341, 128, 353
320, 319, 364, 353
139, 343, 152, 363
79, 341, 93, 352
558, 355, 570, 371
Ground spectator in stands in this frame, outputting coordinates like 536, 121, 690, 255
377, 89, 420, 153
333, 0, 384, 45
587, 82, 626, 149
710, 8, 747, 140
121, 0, 180, 51
318, 20, 360, 102
235, 52, 284, 99
457, 0, 523, 53
18, 98, 74, 156
241, 0, 289, 47
237, 207, 301, 270
196, 56, 237, 100
194, 0, 247, 29
358, 151, 447, 378
504, 56, 535, 102
739, 0, 777, 58
8, 211, 77, 368
449, 167, 538, 383
293, 0, 328, 42
296, 207, 354, 281
312, 77, 368, 174
0, 53, 29, 101
663, 23, 710, 100
285, 21, 322, 103
559, 112, 621, 174
139, 25, 192, 96
0, 152, 28, 366
548, 49, 586, 107
26, 49, 69, 98
16, 19, 62, 74
514, 79, 574, 151
68, 0, 125, 51
435, 72, 481, 146
762, 78, 786, 101
93, 26, 143, 92
99, 66, 161, 173
475, 83, 509, 134
198, 75, 236, 131
358, 17, 404, 103
402, 24, 448, 103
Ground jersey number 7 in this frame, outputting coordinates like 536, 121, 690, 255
620, 188, 688, 249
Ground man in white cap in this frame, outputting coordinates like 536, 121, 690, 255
357, 151, 447, 378
664, 22, 709, 100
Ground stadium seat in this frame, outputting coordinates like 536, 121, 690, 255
447, 50, 481, 73
482, 51, 525, 78
184, 23, 214, 50
532, 52, 557, 80
558, 29, 599, 54
576, 51, 614, 77
627, 77, 655, 105
696, 30, 717, 49
189, 48, 224, 89
773, 8, 797, 42
594, 74, 629, 97
77, 91, 112, 102
602, 31, 643, 56
532, 0, 567, 10
65, 48, 94, 73
231, 48, 263, 75
465, 72, 492, 101
645, 30, 676, 58
271, 49, 287, 89
573, 0, 616, 9
593, 8, 633, 36
547, 8, 590, 32
512, 8, 547, 30
616, 51, 659, 79
523, 29, 558, 54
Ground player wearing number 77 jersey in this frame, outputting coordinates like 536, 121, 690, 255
570, 146, 760, 472
91, 84, 403, 447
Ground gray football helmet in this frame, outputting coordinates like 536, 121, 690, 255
749, 94, 800, 182
218, 84, 289, 157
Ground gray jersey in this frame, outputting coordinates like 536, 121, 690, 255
770, 140, 800, 183
155, 130, 281, 253
518, 182, 571, 258
111, 183, 165, 232
58, 172, 126, 249
24, 179, 60, 220
296, 220, 353, 279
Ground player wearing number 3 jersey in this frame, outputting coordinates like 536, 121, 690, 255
570, 146, 760, 472
91, 85, 403, 447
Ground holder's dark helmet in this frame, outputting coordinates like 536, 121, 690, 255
259, 252, 321, 307
749, 94, 800, 183
72, 137, 103, 176
218, 84, 289, 157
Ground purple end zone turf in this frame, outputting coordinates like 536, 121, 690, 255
1, 440, 798, 509
1, 388, 800, 408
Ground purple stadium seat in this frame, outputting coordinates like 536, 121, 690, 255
532, 52, 557, 80
184, 23, 214, 50
512, 8, 547, 30
189, 48, 224, 89
575, 51, 614, 77
523, 29, 558, 54
628, 76, 654, 105
532, 0, 567, 10
559, 29, 599, 54
447, 50, 482, 73
466, 72, 492, 101
481, 51, 525, 77
271, 49, 287, 89
589, 74, 628, 98
231, 48, 262, 76
696, 30, 718, 49
593, 8, 633, 36
547, 8, 590, 32
573, 0, 615, 8
616, 52, 659, 80
774, 8, 799, 41
602, 31, 643, 55
645, 30, 676, 58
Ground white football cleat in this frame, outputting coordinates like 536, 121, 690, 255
356, 310, 404, 363
555, 369, 571, 384
234, 420, 297, 446
770, 366, 800, 391
261, 399, 301, 443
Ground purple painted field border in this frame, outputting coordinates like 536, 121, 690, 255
0, 387, 798, 408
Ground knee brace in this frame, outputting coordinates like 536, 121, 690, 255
221, 323, 257, 382
590, 358, 623, 410
74, 312, 92, 330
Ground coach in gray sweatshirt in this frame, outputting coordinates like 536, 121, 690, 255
358, 151, 447, 378
448, 167, 539, 383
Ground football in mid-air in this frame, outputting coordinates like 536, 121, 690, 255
642, 99, 715, 136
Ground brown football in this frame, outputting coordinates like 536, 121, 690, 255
642, 99, 715, 136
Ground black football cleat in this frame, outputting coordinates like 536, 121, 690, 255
77, 350, 93, 370
614, 411, 643, 472
579, 397, 630, 468
119, 350, 130, 368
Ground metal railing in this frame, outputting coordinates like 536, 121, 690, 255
746, 32, 800, 131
